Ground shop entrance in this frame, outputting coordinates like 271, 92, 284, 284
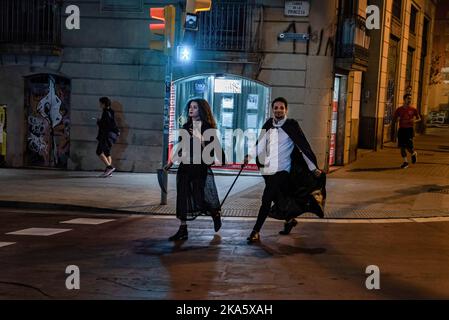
169, 74, 271, 170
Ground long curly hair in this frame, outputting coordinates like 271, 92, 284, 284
184, 98, 217, 129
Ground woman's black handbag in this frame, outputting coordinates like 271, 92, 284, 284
108, 131, 120, 144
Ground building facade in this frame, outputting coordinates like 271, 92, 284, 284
428, 0, 449, 124
0, 0, 339, 172
359, 0, 436, 151
331, 0, 370, 166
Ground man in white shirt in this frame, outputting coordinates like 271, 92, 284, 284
244, 97, 324, 243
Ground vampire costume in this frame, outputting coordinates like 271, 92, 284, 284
249, 117, 326, 241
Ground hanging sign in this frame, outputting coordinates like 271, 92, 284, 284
214, 79, 242, 94
284, 1, 310, 17
278, 33, 309, 41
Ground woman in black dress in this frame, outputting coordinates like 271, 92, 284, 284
164, 99, 224, 241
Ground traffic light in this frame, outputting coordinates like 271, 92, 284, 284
184, 0, 211, 32
177, 45, 193, 63
186, 0, 211, 14
149, 5, 176, 54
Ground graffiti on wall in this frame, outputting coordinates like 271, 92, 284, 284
25, 74, 71, 168
278, 22, 335, 56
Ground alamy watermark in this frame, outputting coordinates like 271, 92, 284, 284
65, 5, 80, 30
65, 265, 80, 290
63, 5, 381, 31
365, 265, 380, 290
171, 121, 280, 174
366, 5, 381, 30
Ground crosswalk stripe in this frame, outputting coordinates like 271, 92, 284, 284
0, 242, 16, 248
6, 228, 71, 236
60, 218, 115, 225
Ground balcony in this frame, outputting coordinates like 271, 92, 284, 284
196, 1, 261, 54
0, 0, 63, 56
336, 15, 371, 72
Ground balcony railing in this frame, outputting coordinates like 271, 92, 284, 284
196, 1, 261, 52
336, 15, 371, 71
0, 0, 62, 55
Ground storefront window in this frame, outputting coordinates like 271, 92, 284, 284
170, 74, 270, 170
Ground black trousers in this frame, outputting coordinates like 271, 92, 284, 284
398, 127, 415, 157
96, 137, 112, 157
253, 171, 290, 232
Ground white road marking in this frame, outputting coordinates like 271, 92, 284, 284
6, 228, 71, 236
0, 242, 16, 248
60, 218, 115, 225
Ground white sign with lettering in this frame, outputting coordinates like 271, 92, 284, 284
285, 1, 310, 17
214, 79, 242, 94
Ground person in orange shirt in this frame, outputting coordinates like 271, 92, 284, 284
393, 94, 421, 169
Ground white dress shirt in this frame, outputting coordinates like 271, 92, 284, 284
252, 118, 317, 175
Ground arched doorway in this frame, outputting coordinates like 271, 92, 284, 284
24, 74, 71, 168
169, 74, 271, 170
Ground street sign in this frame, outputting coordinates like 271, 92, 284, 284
284, 1, 310, 17
184, 13, 198, 31
278, 32, 309, 41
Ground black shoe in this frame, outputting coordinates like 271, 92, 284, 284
279, 219, 298, 235
411, 152, 417, 164
168, 225, 188, 241
400, 162, 409, 169
247, 230, 260, 243
104, 166, 116, 177
210, 210, 222, 232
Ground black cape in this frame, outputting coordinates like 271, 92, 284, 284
256, 118, 326, 220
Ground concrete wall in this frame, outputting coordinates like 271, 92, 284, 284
0, 0, 337, 171
0, 0, 174, 172
61, 0, 170, 172
256, 0, 337, 169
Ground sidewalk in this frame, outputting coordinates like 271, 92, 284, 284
1, 127, 449, 219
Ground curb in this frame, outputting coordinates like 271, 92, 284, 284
0, 200, 142, 215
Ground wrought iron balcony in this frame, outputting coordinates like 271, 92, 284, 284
196, 1, 261, 53
0, 0, 63, 55
336, 15, 371, 71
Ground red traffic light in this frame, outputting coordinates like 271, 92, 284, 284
149, 7, 165, 31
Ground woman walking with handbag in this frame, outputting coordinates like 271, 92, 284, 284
95, 97, 120, 177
